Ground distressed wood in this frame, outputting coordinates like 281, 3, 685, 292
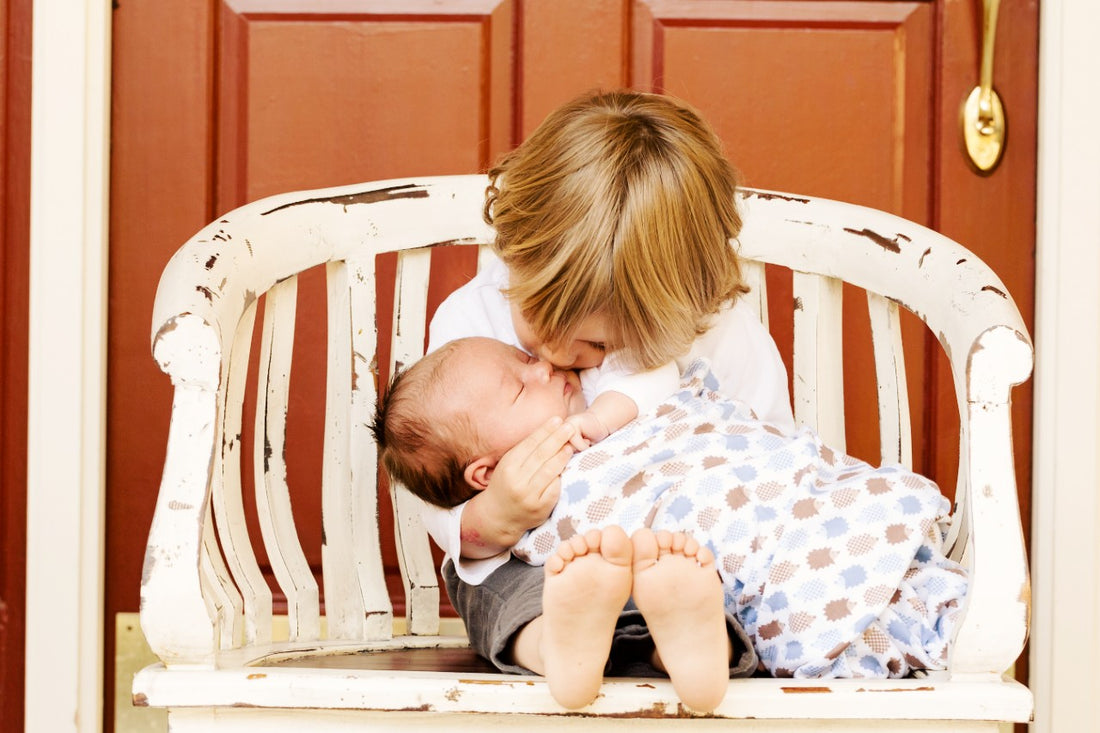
134, 665, 1032, 726
159, 710, 1019, 733
390, 249, 442, 635
345, 252, 396, 641
739, 258, 769, 331
200, 507, 241, 651
791, 271, 846, 450
867, 291, 912, 468
136, 176, 1033, 727
254, 276, 322, 641
323, 259, 387, 640
214, 300, 273, 646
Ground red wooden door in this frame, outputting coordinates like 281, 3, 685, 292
106, 0, 1037, 729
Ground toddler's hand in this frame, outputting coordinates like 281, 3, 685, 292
480, 417, 578, 541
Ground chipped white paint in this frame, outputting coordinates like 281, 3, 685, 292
133, 665, 1033, 721
254, 275, 322, 641
214, 299, 274, 647
867, 292, 913, 467
345, 251, 395, 641
321, 259, 376, 640
390, 248, 444, 635
136, 176, 1032, 728
739, 258, 769, 329
158, 711, 1016, 733
791, 271, 846, 450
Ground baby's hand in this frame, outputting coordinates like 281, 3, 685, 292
564, 411, 611, 449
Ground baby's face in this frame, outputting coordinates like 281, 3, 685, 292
450, 337, 586, 459
510, 303, 611, 370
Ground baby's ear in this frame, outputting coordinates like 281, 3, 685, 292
463, 455, 496, 492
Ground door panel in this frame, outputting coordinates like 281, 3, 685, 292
633, 0, 935, 471
210, 0, 518, 614
107, 12, 215, 733
934, 0, 1036, 530
107, 1, 1037, 730
517, 0, 628, 135
218, 2, 515, 208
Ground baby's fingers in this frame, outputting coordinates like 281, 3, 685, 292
568, 433, 591, 451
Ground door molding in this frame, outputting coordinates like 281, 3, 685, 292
1030, 2, 1100, 731
24, 1, 110, 731
21, 1, 1097, 731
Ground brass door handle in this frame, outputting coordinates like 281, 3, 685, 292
961, 0, 1006, 173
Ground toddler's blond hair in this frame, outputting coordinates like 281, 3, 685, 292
485, 90, 748, 369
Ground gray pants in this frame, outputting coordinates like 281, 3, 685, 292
443, 556, 759, 677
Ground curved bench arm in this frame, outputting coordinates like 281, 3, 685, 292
737, 190, 1033, 677
142, 176, 492, 665
141, 314, 221, 665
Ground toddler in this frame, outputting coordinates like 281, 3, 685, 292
410, 89, 794, 712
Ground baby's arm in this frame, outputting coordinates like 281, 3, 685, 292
564, 390, 638, 446
570, 358, 680, 446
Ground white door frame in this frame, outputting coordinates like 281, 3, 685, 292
1029, 2, 1100, 732
24, 1, 111, 731
21, 1, 1099, 731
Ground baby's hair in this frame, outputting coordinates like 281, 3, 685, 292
371, 342, 480, 508
485, 89, 748, 370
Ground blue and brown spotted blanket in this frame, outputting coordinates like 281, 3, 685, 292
512, 360, 967, 678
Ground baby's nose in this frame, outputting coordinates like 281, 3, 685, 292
524, 359, 554, 383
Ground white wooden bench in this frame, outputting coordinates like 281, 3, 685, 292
132, 175, 1034, 731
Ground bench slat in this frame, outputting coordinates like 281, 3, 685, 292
346, 252, 396, 641
322, 261, 393, 640
200, 507, 241, 651
867, 291, 912, 467
212, 301, 273, 646
389, 248, 442, 635
134, 662, 1033, 724
792, 272, 846, 450
254, 276, 322, 642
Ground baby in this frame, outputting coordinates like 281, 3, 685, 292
375, 336, 968, 682
377, 336, 737, 709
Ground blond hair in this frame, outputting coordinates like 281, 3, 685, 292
484, 90, 748, 370
371, 343, 481, 508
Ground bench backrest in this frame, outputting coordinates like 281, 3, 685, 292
142, 175, 1031, 679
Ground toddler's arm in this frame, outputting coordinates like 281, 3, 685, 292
458, 417, 578, 559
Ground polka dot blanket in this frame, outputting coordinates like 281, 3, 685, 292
512, 359, 968, 678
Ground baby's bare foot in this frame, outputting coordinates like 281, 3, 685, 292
542, 526, 633, 709
631, 529, 730, 713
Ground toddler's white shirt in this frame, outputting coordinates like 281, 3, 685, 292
420, 252, 794, 584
